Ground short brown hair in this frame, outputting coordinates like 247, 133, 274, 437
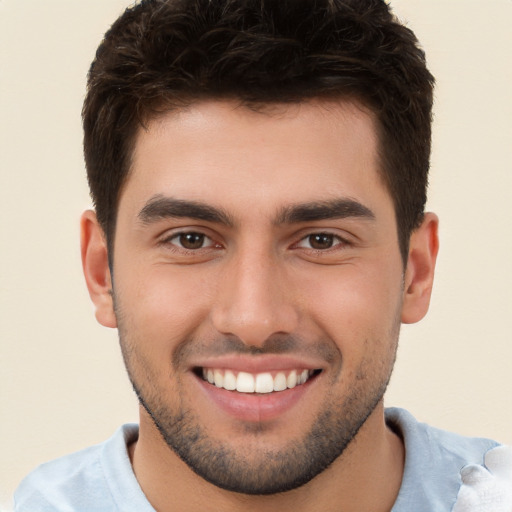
83, 0, 434, 263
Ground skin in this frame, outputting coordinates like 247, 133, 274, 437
82, 99, 438, 512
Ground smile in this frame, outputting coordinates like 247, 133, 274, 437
200, 368, 318, 394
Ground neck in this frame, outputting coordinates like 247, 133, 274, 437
130, 403, 404, 512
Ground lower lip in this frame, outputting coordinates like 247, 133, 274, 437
195, 374, 316, 423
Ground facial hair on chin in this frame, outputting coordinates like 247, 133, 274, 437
117, 326, 399, 495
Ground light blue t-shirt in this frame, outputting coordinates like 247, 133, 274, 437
13, 408, 507, 511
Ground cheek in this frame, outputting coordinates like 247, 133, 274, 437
114, 263, 216, 354
298, 262, 403, 349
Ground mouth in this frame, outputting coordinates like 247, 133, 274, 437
195, 367, 322, 394
190, 356, 325, 422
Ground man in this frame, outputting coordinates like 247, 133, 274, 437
13, 0, 511, 510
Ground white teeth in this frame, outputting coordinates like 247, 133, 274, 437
201, 368, 316, 393
223, 370, 237, 391
255, 373, 274, 394
273, 372, 287, 392
236, 372, 255, 393
287, 370, 298, 389
214, 370, 224, 388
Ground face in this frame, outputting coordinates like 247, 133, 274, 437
109, 100, 407, 493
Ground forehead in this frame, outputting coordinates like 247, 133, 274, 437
122, 99, 391, 221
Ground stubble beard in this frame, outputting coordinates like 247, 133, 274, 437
117, 328, 399, 495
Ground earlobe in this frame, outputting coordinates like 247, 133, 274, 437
401, 212, 439, 324
80, 210, 117, 328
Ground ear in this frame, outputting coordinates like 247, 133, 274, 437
80, 210, 117, 328
401, 212, 439, 324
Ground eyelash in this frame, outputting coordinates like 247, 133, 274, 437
159, 230, 351, 255
160, 231, 219, 252
294, 232, 350, 253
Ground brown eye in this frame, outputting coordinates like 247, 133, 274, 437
308, 233, 335, 250
178, 233, 206, 249
168, 232, 214, 250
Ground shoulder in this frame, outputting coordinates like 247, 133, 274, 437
386, 407, 500, 464
386, 408, 511, 512
13, 424, 144, 512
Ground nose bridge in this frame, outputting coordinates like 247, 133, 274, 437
211, 243, 298, 347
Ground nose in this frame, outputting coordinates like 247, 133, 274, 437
211, 248, 299, 348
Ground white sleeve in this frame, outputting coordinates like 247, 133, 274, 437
452, 445, 512, 512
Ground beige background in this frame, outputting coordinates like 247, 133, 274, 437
1, 0, 511, 507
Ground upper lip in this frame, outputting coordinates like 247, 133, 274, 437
190, 354, 325, 373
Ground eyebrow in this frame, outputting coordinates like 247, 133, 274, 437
138, 196, 234, 226
275, 199, 375, 224
137, 195, 375, 227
